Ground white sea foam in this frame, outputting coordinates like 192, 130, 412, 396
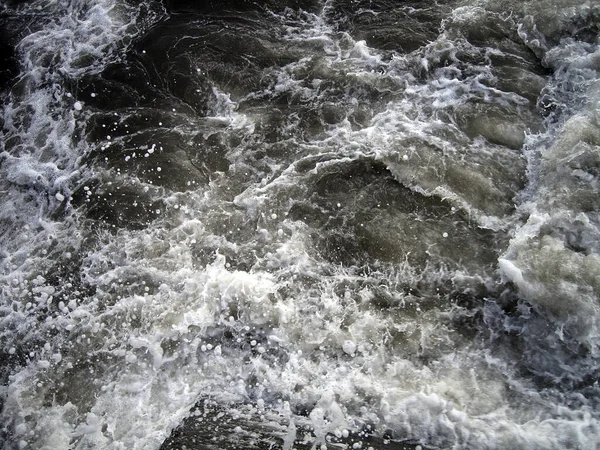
498, 0, 600, 350
2, 0, 600, 449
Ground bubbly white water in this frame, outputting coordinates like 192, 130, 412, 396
1, 0, 599, 449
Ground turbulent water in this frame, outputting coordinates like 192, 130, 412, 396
1, 0, 600, 449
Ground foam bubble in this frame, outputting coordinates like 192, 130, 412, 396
342, 340, 357, 356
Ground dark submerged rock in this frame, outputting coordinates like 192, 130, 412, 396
160, 398, 432, 450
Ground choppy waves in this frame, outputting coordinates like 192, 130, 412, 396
1, 0, 600, 449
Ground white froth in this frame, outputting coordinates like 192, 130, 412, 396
2, 1, 600, 450
342, 340, 357, 356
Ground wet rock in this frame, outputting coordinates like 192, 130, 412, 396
161, 398, 431, 450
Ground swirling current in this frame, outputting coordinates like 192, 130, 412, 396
1, 0, 600, 449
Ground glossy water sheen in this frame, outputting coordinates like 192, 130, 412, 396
1, 0, 599, 449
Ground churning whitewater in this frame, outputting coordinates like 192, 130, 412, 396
1, 0, 599, 449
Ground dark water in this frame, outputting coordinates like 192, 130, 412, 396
1, 0, 600, 449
